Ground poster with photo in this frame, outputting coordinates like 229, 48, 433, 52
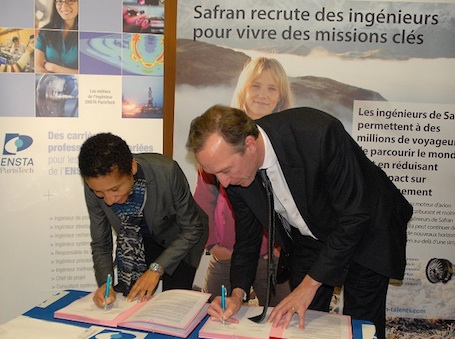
173, 0, 455, 336
0, 0, 164, 324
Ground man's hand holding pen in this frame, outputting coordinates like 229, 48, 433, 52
207, 287, 244, 324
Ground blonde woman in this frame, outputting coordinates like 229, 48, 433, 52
231, 57, 293, 119
194, 57, 293, 306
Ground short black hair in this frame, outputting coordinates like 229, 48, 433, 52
78, 133, 133, 178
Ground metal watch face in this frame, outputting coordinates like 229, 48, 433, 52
150, 263, 163, 275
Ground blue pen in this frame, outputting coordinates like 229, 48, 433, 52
221, 285, 226, 324
104, 274, 112, 311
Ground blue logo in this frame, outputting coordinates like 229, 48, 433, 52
89, 329, 137, 338
3, 134, 34, 155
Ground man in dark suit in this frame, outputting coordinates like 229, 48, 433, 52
186, 105, 412, 339
79, 133, 208, 309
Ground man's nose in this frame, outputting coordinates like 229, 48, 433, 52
216, 173, 230, 188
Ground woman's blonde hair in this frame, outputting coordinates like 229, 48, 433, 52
231, 57, 293, 114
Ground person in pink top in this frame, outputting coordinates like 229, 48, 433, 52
194, 57, 293, 305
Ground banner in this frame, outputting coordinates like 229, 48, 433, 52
0, 0, 164, 323
173, 0, 455, 336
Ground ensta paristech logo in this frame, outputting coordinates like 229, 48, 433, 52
1, 133, 34, 174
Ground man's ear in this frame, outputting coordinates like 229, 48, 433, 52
244, 135, 257, 154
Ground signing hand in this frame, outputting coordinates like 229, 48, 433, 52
268, 275, 322, 329
127, 269, 160, 303
207, 287, 244, 324
93, 283, 115, 308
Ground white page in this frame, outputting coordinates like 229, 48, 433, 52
0, 316, 86, 339
200, 307, 273, 339
278, 310, 351, 339
200, 307, 352, 339
55, 292, 139, 322
123, 289, 210, 329
361, 323, 377, 339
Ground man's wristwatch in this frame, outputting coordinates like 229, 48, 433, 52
149, 262, 164, 276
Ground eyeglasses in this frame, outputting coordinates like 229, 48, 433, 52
55, 0, 77, 5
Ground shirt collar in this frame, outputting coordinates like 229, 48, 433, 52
258, 125, 278, 170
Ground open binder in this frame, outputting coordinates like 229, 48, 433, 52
199, 306, 352, 339
54, 289, 211, 338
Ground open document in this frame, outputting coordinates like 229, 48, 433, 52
199, 306, 352, 339
54, 289, 210, 338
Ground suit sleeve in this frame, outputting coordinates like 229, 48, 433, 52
153, 160, 208, 275
226, 182, 264, 296
84, 183, 114, 286
193, 167, 219, 249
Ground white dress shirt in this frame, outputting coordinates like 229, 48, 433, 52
258, 126, 317, 239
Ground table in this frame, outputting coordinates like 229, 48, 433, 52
0, 290, 374, 338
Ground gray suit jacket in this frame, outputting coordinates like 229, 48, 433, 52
84, 153, 208, 286
228, 107, 413, 292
